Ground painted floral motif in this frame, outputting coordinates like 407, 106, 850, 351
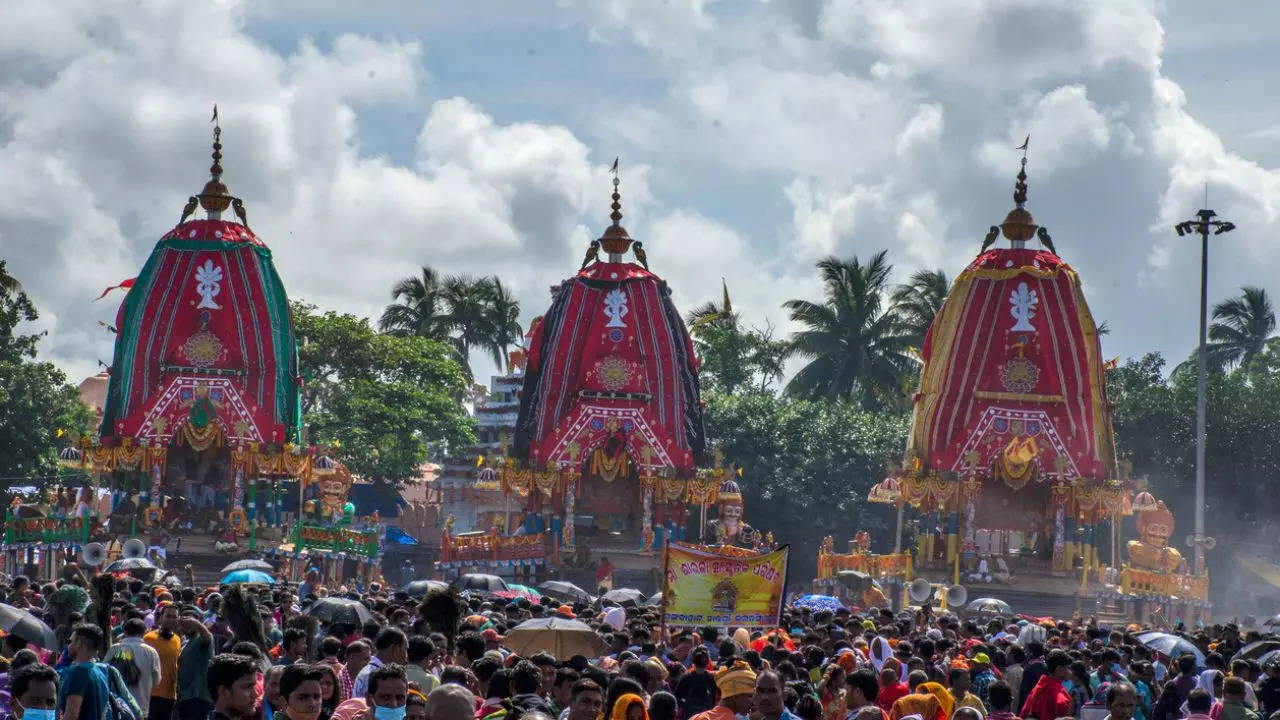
591, 355, 638, 391
195, 259, 224, 309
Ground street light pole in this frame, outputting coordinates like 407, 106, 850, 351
1174, 208, 1235, 576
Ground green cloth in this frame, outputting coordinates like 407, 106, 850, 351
177, 636, 213, 703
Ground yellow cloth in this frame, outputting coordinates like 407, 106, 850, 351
919, 683, 954, 719
143, 630, 180, 699
715, 661, 758, 699
611, 694, 648, 720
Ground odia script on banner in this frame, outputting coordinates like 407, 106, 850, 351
661, 543, 789, 628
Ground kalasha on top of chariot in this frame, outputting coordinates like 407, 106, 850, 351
899, 148, 1119, 506
509, 166, 709, 483
93, 118, 304, 464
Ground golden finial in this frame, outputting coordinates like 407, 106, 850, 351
198, 106, 232, 215
598, 156, 633, 257
998, 135, 1039, 247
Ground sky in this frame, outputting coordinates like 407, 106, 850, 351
2, 0, 1280, 386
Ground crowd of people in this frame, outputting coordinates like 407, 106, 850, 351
0, 570, 1277, 720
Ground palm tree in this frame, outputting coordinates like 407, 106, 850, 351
379, 266, 447, 338
482, 277, 523, 368
783, 251, 917, 408
685, 280, 737, 333
0, 260, 21, 296
891, 268, 949, 348
439, 274, 498, 368
1206, 286, 1276, 371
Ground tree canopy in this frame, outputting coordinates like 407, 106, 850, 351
293, 300, 475, 485
0, 260, 95, 486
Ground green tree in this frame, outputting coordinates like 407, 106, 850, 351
783, 251, 916, 409
1207, 286, 1275, 371
704, 391, 908, 578
379, 267, 522, 379
0, 260, 95, 484
891, 268, 949, 349
482, 277, 524, 369
293, 301, 475, 484
379, 266, 449, 340
689, 321, 789, 395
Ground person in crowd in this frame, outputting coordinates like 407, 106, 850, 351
145, 604, 182, 720
1019, 651, 1072, 720
107, 618, 163, 719
11, 664, 59, 720
675, 649, 716, 718
425, 685, 476, 720
208, 654, 261, 720
275, 665, 324, 720
176, 611, 215, 720
353, 632, 408, 701
689, 662, 756, 720
1186, 690, 1216, 720
60, 624, 110, 720
984, 681, 1019, 720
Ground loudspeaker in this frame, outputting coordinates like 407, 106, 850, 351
123, 538, 147, 559
81, 542, 106, 567
908, 578, 934, 604
944, 584, 968, 609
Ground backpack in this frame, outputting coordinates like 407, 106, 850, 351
94, 662, 141, 720
106, 645, 141, 687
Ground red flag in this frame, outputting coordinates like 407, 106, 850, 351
94, 278, 134, 301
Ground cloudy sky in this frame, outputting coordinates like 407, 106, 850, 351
3, 0, 1279, 385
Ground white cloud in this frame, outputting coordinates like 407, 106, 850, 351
978, 85, 1112, 176
571, 0, 714, 57
0, 0, 648, 382
896, 103, 944, 157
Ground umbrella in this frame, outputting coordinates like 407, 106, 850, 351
1265, 614, 1280, 627
508, 583, 542, 598
601, 588, 647, 607
403, 579, 450, 598
503, 617, 610, 659
222, 559, 274, 573
537, 580, 593, 605
491, 590, 541, 602
967, 597, 1013, 615
104, 557, 157, 574
647, 592, 663, 607
0, 603, 58, 648
1138, 632, 1205, 666
306, 597, 373, 626
453, 574, 508, 593
1258, 649, 1280, 669
792, 594, 846, 613
1234, 640, 1280, 662
220, 569, 276, 585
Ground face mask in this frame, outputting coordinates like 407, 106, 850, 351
20, 708, 56, 720
374, 706, 406, 720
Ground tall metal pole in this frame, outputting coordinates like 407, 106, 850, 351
1193, 224, 1209, 576
1175, 206, 1234, 577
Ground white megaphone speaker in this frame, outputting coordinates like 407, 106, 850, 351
944, 584, 968, 609
123, 538, 147, 560
81, 542, 106, 567
908, 578, 934, 604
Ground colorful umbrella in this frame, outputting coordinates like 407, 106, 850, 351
220, 569, 276, 585
792, 594, 846, 612
508, 584, 542, 597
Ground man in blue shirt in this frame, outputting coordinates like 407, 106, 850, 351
59, 624, 109, 720
753, 670, 799, 720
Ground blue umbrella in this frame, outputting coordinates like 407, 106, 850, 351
792, 594, 846, 612
1138, 632, 1205, 667
221, 569, 276, 585
386, 527, 418, 545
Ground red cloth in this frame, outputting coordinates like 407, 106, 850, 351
1019, 675, 1072, 720
912, 247, 1115, 495
877, 683, 910, 714
595, 560, 616, 583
